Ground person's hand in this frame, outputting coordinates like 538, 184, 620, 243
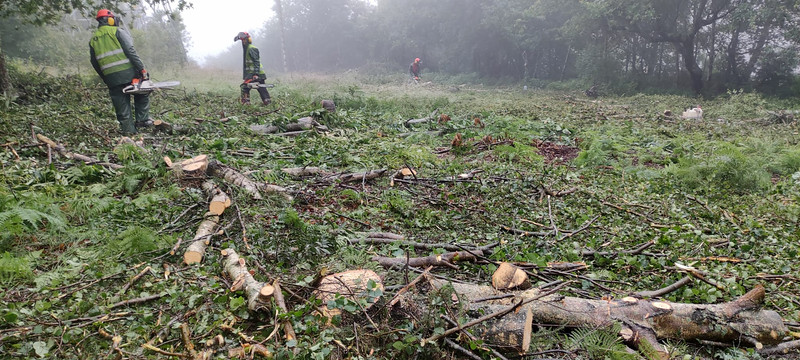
140, 69, 150, 81
252, 74, 259, 81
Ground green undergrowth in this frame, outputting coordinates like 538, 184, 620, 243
1, 70, 799, 359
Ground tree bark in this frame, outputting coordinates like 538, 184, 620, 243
429, 280, 787, 354
675, 38, 704, 94
0, 48, 10, 96
274, 0, 289, 73
208, 161, 263, 200
183, 212, 220, 265
221, 249, 274, 311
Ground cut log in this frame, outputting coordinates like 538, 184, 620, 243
249, 117, 327, 136
35, 134, 123, 169
428, 280, 787, 354
313, 269, 383, 319
491, 262, 531, 290
405, 109, 439, 126
208, 161, 263, 200
248, 124, 280, 135
373, 250, 483, 269
201, 181, 231, 216
151, 119, 173, 134
221, 249, 274, 311
183, 212, 220, 265
179, 155, 208, 174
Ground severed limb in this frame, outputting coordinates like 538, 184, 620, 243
373, 250, 484, 269
272, 279, 299, 354
202, 181, 231, 216
427, 280, 788, 356
183, 212, 220, 265
221, 249, 274, 311
322, 169, 388, 183
634, 276, 692, 298
36, 133, 123, 169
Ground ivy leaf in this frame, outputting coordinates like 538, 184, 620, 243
33, 341, 50, 357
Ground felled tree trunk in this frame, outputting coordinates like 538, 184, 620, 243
183, 212, 220, 265
373, 250, 483, 269
208, 160, 292, 201
208, 161, 263, 200
405, 110, 439, 126
221, 249, 274, 311
249, 117, 327, 135
201, 181, 231, 216
429, 280, 787, 356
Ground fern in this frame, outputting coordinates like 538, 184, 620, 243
567, 323, 641, 360
108, 226, 167, 255
108, 162, 159, 194
0, 206, 66, 233
0, 252, 34, 286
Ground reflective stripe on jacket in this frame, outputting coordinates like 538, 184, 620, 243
90, 26, 133, 77
244, 44, 265, 79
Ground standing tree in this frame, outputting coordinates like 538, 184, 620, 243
0, 0, 190, 93
585, 0, 741, 94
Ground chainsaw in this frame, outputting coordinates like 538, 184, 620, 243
123, 79, 181, 94
244, 82, 275, 89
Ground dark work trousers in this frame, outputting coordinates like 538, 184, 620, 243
240, 77, 271, 104
109, 84, 150, 134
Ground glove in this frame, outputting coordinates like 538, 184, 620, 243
140, 69, 150, 81
252, 74, 259, 81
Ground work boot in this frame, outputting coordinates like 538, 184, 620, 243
262, 98, 271, 106
135, 119, 154, 129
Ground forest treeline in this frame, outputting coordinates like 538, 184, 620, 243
3, 0, 800, 96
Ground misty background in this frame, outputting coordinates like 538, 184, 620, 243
2, 0, 800, 97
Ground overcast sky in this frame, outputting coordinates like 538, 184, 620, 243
181, 0, 275, 64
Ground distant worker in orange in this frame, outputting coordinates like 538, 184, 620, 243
409, 58, 422, 82
233, 32, 271, 105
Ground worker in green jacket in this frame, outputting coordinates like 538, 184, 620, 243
234, 32, 271, 105
89, 9, 151, 135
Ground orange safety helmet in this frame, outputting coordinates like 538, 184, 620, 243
96, 9, 114, 19
415, 58, 421, 63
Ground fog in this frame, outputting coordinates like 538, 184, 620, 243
3, 0, 800, 95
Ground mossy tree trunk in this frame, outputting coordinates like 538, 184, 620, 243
0, 34, 12, 95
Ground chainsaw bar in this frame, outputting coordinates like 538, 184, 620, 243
123, 80, 181, 94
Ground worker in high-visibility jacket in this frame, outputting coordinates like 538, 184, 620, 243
234, 32, 271, 105
89, 9, 151, 135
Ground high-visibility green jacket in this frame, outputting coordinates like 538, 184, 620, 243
89, 20, 145, 87
243, 44, 266, 80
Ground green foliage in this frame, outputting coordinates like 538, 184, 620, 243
493, 143, 543, 165
667, 143, 771, 193
567, 323, 640, 360
2, 65, 800, 360
772, 148, 800, 176
108, 226, 168, 255
0, 252, 33, 285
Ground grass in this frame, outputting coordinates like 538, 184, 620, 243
1, 66, 799, 359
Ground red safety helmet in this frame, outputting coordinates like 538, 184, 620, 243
96, 9, 115, 19
234, 32, 251, 42
415, 58, 421, 63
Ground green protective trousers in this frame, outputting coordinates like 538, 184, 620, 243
109, 84, 150, 134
